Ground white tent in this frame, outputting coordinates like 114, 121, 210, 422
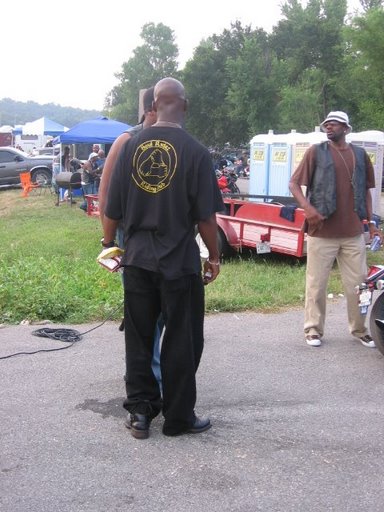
0, 125, 14, 133
22, 117, 68, 136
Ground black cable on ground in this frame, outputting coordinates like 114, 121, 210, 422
0, 302, 123, 360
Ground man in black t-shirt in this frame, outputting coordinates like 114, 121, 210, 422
103, 77, 223, 438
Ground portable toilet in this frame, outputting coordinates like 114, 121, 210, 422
267, 133, 292, 197
249, 131, 274, 196
290, 129, 327, 173
347, 130, 384, 217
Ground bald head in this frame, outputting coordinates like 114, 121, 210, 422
153, 77, 187, 123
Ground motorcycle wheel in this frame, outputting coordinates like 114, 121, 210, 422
369, 292, 384, 356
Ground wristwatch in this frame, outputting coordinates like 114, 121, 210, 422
101, 238, 116, 248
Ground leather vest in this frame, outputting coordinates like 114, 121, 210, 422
309, 142, 367, 220
124, 123, 144, 137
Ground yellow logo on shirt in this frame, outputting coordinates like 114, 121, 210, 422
132, 140, 177, 193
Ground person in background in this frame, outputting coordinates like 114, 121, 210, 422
52, 146, 61, 200
289, 110, 383, 348
234, 158, 244, 177
102, 77, 223, 439
79, 152, 99, 211
98, 86, 157, 217
94, 149, 106, 193
89, 144, 100, 159
61, 146, 71, 173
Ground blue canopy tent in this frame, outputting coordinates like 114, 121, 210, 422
53, 117, 132, 144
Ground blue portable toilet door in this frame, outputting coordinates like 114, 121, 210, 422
268, 143, 292, 197
249, 142, 269, 198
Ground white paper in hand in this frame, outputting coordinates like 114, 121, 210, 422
97, 247, 124, 272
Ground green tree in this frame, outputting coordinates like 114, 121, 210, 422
271, 0, 348, 120
182, 21, 252, 146
107, 23, 179, 124
277, 78, 320, 132
343, 6, 384, 129
226, 29, 282, 140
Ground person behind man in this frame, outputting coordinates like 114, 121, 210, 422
98, 87, 157, 218
98, 86, 162, 387
103, 77, 224, 439
289, 111, 383, 348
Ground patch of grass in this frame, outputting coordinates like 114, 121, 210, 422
0, 189, 382, 324
0, 190, 122, 324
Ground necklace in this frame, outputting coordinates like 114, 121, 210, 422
153, 121, 182, 128
330, 143, 355, 186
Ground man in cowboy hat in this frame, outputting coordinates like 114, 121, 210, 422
289, 111, 382, 348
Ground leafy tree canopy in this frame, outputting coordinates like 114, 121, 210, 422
108, 22, 179, 124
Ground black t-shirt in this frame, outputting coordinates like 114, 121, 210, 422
105, 126, 224, 279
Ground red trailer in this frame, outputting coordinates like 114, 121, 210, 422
197, 197, 307, 259
86, 193, 307, 259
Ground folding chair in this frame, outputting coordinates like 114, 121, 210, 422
19, 172, 41, 198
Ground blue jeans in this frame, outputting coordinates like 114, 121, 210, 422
116, 226, 163, 390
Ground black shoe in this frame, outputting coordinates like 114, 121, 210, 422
187, 415, 211, 434
163, 415, 211, 436
125, 413, 151, 439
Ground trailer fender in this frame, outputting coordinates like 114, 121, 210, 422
216, 217, 239, 249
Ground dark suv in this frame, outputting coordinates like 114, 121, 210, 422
0, 147, 53, 186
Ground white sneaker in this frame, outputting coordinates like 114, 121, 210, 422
358, 334, 376, 348
306, 335, 322, 347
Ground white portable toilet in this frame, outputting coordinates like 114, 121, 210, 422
249, 130, 326, 198
290, 129, 327, 173
347, 130, 384, 217
249, 131, 274, 197
249, 128, 383, 213
267, 132, 293, 197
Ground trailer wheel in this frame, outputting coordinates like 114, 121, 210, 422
218, 227, 234, 259
195, 228, 234, 260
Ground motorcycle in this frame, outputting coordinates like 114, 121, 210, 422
216, 169, 240, 195
357, 263, 384, 356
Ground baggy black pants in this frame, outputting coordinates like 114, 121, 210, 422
122, 266, 205, 435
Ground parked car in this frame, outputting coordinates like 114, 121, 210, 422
0, 147, 53, 186
31, 147, 56, 156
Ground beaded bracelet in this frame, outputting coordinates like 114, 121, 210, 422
207, 259, 220, 266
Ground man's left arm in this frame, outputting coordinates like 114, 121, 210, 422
198, 214, 220, 284
102, 215, 119, 247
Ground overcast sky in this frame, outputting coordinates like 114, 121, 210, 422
1, 0, 362, 112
